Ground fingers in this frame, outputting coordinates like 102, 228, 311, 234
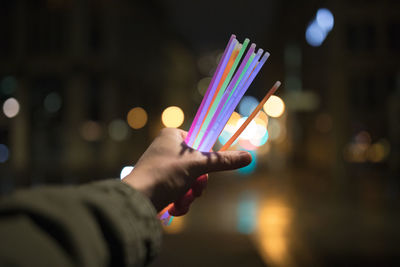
168, 174, 208, 216
191, 150, 252, 175
191, 174, 208, 197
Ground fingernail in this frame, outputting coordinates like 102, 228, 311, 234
239, 151, 252, 162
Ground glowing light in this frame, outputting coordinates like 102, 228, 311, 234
44, 92, 62, 113
343, 143, 369, 163
163, 216, 186, 234
3, 97, 20, 118
306, 21, 326, 47
316, 8, 334, 32
218, 130, 232, 146
120, 166, 134, 179
238, 150, 257, 174
109, 119, 129, 141
263, 95, 285, 118
367, 143, 385, 163
306, 8, 334, 47
161, 106, 184, 128
218, 113, 241, 147
227, 111, 241, 126
237, 192, 258, 234
0, 76, 17, 95
367, 139, 390, 163
81, 121, 102, 141
127, 107, 148, 129
0, 144, 9, 163
355, 131, 371, 145
256, 111, 268, 127
238, 96, 259, 117
250, 129, 269, 147
256, 199, 292, 266
197, 77, 212, 96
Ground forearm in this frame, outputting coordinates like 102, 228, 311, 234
0, 180, 162, 267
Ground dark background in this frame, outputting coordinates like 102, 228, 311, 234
0, 0, 399, 266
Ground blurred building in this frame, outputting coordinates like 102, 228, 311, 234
0, 0, 197, 188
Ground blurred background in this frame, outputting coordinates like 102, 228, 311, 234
0, 0, 399, 266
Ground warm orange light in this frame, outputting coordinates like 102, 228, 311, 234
161, 106, 184, 128
263, 95, 285, 118
127, 107, 148, 129
162, 216, 185, 234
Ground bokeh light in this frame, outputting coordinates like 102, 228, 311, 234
127, 107, 148, 129
108, 119, 129, 141
238, 96, 259, 117
120, 166, 134, 179
3, 97, 20, 118
367, 143, 386, 163
237, 192, 258, 234
316, 8, 334, 32
80, 121, 102, 141
355, 131, 371, 145
161, 106, 184, 128
163, 216, 186, 234
306, 8, 334, 47
197, 77, 212, 96
256, 111, 269, 127
263, 95, 285, 118
256, 199, 292, 266
306, 21, 326, 47
44, 92, 62, 113
0, 144, 9, 163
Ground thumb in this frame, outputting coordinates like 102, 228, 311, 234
191, 150, 252, 174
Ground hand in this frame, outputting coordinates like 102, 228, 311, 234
123, 128, 252, 212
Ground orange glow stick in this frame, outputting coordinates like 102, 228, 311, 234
220, 81, 281, 151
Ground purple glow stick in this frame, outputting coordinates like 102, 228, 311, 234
192, 43, 256, 149
199, 51, 270, 151
186, 35, 237, 147
197, 49, 263, 151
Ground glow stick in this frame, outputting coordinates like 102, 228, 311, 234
196, 49, 263, 150
193, 44, 256, 148
186, 35, 236, 146
159, 35, 273, 225
190, 40, 249, 147
220, 81, 281, 151
186, 37, 238, 147
158, 82, 280, 225
199, 51, 270, 151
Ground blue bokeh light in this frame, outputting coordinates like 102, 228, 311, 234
0, 144, 9, 163
237, 192, 258, 234
238, 96, 259, 117
306, 21, 327, 47
316, 8, 334, 32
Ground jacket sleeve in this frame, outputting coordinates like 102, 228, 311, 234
0, 179, 162, 267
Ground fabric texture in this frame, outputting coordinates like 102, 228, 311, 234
0, 180, 162, 267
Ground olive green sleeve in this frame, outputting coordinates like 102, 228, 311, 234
0, 180, 162, 267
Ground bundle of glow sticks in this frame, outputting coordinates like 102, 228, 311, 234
159, 34, 281, 225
